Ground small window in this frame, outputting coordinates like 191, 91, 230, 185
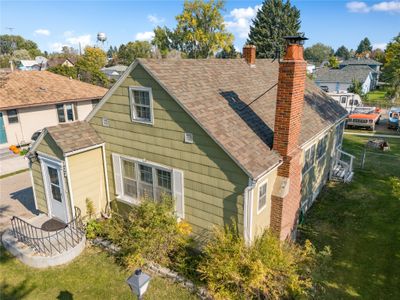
340, 96, 347, 104
129, 87, 153, 124
335, 122, 345, 148
316, 135, 328, 160
7, 109, 18, 124
122, 159, 137, 199
56, 103, 76, 123
303, 144, 316, 174
258, 183, 267, 213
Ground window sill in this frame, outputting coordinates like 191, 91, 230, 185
115, 195, 141, 206
131, 118, 154, 126
257, 204, 267, 215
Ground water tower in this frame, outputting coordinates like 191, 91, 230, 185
97, 32, 107, 48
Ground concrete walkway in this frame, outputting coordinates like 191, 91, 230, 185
0, 171, 38, 232
0, 148, 29, 176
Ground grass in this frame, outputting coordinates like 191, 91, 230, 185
365, 90, 400, 108
0, 246, 198, 300
299, 135, 400, 299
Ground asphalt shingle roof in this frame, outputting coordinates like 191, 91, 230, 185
340, 58, 382, 66
46, 121, 103, 154
314, 65, 374, 84
137, 58, 347, 178
0, 71, 107, 110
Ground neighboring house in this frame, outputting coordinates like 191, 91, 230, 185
28, 39, 350, 244
101, 65, 128, 80
47, 57, 77, 69
16, 56, 48, 71
0, 70, 107, 147
339, 57, 382, 86
306, 62, 316, 74
314, 65, 375, 94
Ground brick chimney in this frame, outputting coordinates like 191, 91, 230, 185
243, 45, 256, 65
270, 36, 307, 240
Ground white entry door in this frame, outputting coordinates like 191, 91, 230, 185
42, 159, 69, 223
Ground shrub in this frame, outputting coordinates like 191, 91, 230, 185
86, 219, 105, 239
85, 198, 95, 219
198, 224, 331, 300
103, 196, 191, 268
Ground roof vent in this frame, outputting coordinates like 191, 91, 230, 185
184, 132, 193, 144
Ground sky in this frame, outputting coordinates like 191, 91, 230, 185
0, 0, 399, 53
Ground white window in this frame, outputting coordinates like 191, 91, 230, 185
340, 96, 347, 104
335, 122, 345, 148
7, 109, 18, 124
303, 144, 316, 174
257, 183, 267, 213
112, 154, 184, 218
316, 135, 328, 160
56, 103, 76, 123
129, 87, 153, 124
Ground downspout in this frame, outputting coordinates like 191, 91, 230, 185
101, 143, 111, 214
244, 178, 255, 245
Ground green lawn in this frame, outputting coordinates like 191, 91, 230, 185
365, 90, 400, 107
0, 246, 198, 300
299, 135, 400, 299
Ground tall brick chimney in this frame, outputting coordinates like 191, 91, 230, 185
270, 35, 308, 240
243, 45, 256, 65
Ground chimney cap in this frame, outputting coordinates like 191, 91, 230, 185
283, 35, 308, 45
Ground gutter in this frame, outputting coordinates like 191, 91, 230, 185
64, 143, 104, 157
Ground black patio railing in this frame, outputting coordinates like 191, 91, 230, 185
10, 207, 85, 257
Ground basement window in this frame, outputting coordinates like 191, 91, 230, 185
7, 109, 19, 124
129, 87, 153, 124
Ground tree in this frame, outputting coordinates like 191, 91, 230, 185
174, 0, 233, 58
335, 45, 350, 60
382, 33, 400, 100
348, 79, 367, 100
48, 65, 78, 79
216, 44, 239, 58
11, 49, 31, 60
152, 26, 174, 58
247, 0, 301, 58
304, 43, 334, 64
0, 35, 41, 57
75, 46, 109, 87
117, 41, 152, 65
328, 56, 339, 69
356, 37, 372, 54
370, 48, 385, 64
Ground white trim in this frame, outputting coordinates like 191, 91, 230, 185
102, 144, 111, 208
64, 156, 76, 218
85, 60, 139, 121
36, 151, 59, 162
28, 128, 48, 155
64, 143, 104, 157
256, 179, 268, 215
29, 162, 38, 210
244, 178, 255, 245
128, 86, 154, 125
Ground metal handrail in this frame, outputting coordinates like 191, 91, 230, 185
11, 207, 85, 256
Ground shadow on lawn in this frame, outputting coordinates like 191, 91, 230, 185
57, 290, 74, 300
0, 280, 36, 300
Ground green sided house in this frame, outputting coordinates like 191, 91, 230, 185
26, 38, 352, 245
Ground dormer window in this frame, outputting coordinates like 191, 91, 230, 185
129, 87, 153, 124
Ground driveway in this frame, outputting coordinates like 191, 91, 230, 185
0, 148, 29, 176
0, 171, 38, 232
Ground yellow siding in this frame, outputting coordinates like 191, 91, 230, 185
67, 147, 107, 218
251, 168, 277, 240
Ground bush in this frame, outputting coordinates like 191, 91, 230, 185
86, 219, 105, 239
103, 196, 191, 268
198, 224, 331, 300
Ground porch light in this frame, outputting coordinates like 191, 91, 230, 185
126, 269, 151, 299
283, 34, 308, 45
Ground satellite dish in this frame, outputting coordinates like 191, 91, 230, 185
97, 32, 107, 43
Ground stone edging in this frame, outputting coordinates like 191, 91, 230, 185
89, 238, 212, 299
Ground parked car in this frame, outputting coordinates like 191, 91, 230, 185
388, 107, 400, 130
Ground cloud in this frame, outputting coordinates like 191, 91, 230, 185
372, 1, 400, 12
224, 5, 261, 39
65, 34, 92, 48
372, 43, 387, 50
148, 14, 165, 25
135, 31, 155, 41
34, 29, 50, 36
49, 42, 64, 52
346, 1, 400, 13
346, 1, 370, 13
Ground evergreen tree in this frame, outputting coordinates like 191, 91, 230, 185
356, 37, 372, 54
247, 0, 301, 58
216, 44, 238, 58
335, 45, 350, 60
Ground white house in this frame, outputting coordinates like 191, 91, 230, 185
0, 70, 107, 148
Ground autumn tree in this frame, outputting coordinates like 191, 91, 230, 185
382, 33, 400, 100
328, 56, 340, 69
247, 0, 301, 58
174, 0, 233, 58
75, 46, 109, 87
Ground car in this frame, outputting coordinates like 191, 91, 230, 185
388, 107, 400, 130
346, 107, 381, 131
